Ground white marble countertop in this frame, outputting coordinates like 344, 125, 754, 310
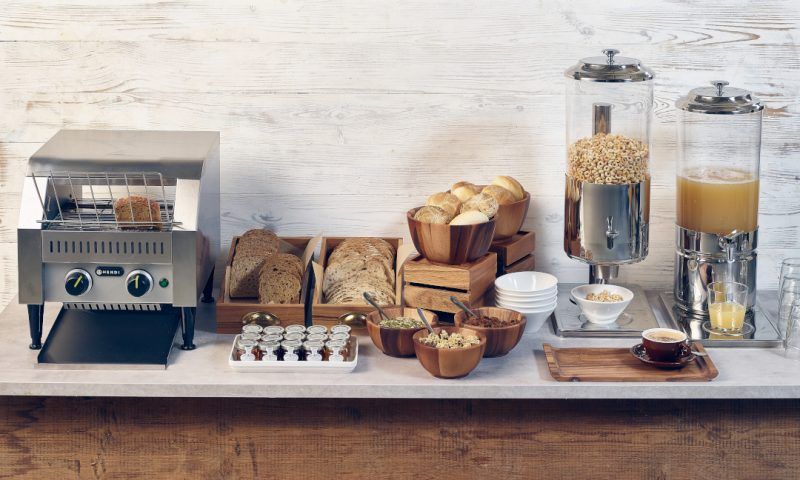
0, 296, 798, 399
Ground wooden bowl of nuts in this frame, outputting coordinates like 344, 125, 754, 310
366, 307, 439, 357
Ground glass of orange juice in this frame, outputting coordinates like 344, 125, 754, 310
706, 281, 750, 335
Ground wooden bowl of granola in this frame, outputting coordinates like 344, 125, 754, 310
366, 307, 438, 357
412, 326, 486, 378
454, 307, 526, 358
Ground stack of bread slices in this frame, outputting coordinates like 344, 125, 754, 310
229, 229, 304, 304
323, 238, 396, 306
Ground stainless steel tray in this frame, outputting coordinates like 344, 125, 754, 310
657, 291, 782, 348
551, 284, 661, 338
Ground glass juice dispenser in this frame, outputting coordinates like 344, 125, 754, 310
564, 49, 654, 283
674, 81, 763, 314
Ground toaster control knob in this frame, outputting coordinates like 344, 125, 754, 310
126, 270, 153, 298
65, 269, 92, 296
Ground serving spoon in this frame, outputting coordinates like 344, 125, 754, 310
450, 296, 478, 318
363, 292, 390, 322
416, 307, 436, 335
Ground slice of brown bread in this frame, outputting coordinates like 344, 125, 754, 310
257, 253, 304, 304
258, 272, 301, 304
324, 270, 395, 305
322, 255, 394, 293
236, 229, 279, 257
229, 255, 267, 298
113, 195, 162, 230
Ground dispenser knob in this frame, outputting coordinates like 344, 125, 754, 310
126, 270, 153, 298
64, 269, 92, 296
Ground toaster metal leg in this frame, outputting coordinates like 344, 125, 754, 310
180, 307, 196, 350
201, 268, 215, 303
27, 304, 44, 349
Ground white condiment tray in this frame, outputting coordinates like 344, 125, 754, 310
227, 335, 358, 373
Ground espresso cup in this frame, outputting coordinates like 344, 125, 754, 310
642, 328, 688, 362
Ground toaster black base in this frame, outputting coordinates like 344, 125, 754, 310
37, 307, 181, 368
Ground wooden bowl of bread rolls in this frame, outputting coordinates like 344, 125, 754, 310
407, 207, 496, 265
480, 176, 530, 240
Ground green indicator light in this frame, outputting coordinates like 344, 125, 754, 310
159, 278, 169, 288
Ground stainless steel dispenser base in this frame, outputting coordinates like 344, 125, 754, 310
658, 292, 781, 348
551, 283, 661, 337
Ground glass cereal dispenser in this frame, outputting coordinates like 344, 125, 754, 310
674, 81, 764, 314
564, 49, 654, 283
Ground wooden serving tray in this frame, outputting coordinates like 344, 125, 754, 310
543, 343, 719, 382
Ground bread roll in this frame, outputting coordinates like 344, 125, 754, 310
460, 192, 499, 219
450, 181, 482, 203
413, 205, 452, 224
426, 192, 462, 218
450, 210, 490, 225
491, 176, 525, 201
482, 184, 517, 205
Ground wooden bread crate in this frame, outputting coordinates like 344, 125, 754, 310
490, 231, 535, 274
403, 253, 496, 314
216, 236, 320, 333
311, 237, 413, 330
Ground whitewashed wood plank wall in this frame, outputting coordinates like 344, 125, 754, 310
0, 0, 798, 310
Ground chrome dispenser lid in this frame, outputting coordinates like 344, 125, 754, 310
676, 81, 764, 115
565, 48, 654, 82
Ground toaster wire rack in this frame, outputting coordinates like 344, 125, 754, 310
31, 170, 180, 231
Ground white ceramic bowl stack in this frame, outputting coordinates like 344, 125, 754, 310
494, 272, 558, 331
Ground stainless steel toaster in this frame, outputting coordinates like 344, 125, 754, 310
18, 130, 220, 354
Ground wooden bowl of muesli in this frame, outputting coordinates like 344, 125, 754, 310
412, 327, 486, 378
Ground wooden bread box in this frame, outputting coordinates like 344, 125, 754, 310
311, 237, 414, 331
216, 236, 320, 333
403, 253, 496, 314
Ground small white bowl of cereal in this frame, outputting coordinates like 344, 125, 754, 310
570, 284, 634, 325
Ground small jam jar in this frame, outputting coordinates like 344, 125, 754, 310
303, 340, 325, 361
285, 324, 306, 335
261, 333, 283, 343
331, 324, 351, 336
306, 325, 328, 336
283, 331, 305, 342
235, 338, 258, 361
240, 332, 262, 343
324, 340, 348, 362
264, 325, 285, 336
242, 324, 264, 335
329, 332, 350, 343
281, 339, 302, 361
306, 333, 327, 343
258, 340, 281, 361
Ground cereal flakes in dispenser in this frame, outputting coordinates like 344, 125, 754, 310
563, 49, 655, 283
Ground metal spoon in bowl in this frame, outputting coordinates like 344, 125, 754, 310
450, 296, 478, 318
416, 307, 436, 335
363, 292, 390, 322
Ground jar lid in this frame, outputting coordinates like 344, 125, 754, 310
676, 80, 764, 114
565, 48, 654, 82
